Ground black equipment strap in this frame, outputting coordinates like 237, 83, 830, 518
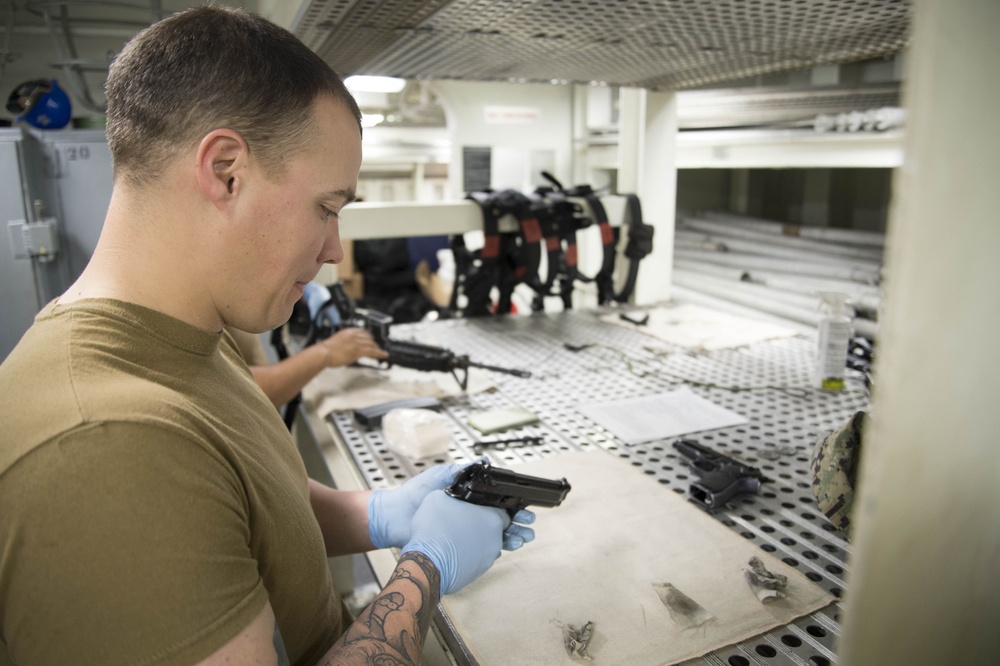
527, 191, 563, 310
536, 172, 590, 299
448, 233, 477, 314
530, 189, 577, 310
489, 189, 544, 313
463, 189, 547, 316
463, 191, 502, 315
577, 192, 617, 305
503, 190, 544, 293
612, 193, 655, 303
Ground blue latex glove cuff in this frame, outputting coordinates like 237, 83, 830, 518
402, 490, 509, 595
368, 490, 390, 550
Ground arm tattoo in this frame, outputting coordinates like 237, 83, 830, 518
324, 551, 441, 665
273, 621, 291, 666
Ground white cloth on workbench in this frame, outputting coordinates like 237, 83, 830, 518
441, 450, 835, 666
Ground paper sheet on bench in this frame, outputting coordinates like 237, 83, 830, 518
441, 451, 835, 666
578, 387, 748, 445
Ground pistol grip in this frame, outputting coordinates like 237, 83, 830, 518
689, 470, 762, 509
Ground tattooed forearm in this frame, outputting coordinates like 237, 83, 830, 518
322, 551, 442, 665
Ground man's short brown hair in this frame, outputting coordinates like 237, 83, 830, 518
105, 6, 361, 187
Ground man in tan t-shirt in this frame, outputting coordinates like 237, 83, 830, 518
0, 7, 535, 666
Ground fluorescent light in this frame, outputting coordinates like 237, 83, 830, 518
345, 75, 407, 94
361, 113, 385, 128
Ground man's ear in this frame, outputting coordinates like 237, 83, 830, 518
195, 129, 249, 209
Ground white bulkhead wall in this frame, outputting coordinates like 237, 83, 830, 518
431, 80, 575, 196
432, 80, 677, 305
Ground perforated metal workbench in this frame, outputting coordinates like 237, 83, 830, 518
313, 307, 867, 666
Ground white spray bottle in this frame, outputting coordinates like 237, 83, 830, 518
816, 292, 852, 390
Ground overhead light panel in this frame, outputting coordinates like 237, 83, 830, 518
345, 75, 407, 93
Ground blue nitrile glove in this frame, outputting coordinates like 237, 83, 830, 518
503, 509, 536, 550
368, 462, 464, 549
401, 490, 510, 595
303, 282, 334, 321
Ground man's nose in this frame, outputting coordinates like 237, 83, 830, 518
319, 224, 344, 265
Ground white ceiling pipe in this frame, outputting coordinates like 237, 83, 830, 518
745, 271, 882, 313
703, 211, 886, 248
730, 274, 881, 329
674, 229, 727, 247
672, 273, 879, 339
673, 237, 728, 252
675, 249, 882, 284
672, 271, 825, 326
852, 316, 878, 339
745, 270, 882, 297
672, 259, 749, 281
680, 217, 885, 262
678, 228, 882, 268
674, 257, 882, 314
676, 229, 882, 271
701, 235, 883, 269
673, 268, 838, 313
669, 285, 816, 336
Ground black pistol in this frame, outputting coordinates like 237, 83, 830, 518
446, 461, 571, 517
673, 438, 770, 509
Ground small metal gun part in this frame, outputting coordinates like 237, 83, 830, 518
563, 621, 595, 660
673, 438, 771, 509
446, 460, 571, 517
472, 435, 544, 454
619, 312, 650, 326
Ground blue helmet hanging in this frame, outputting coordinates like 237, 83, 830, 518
6, 79, 73, 129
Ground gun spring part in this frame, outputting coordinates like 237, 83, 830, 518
744, 556, 788, 603
563, 620, 595, 660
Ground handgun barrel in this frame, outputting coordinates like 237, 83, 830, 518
483, 466, 570, 506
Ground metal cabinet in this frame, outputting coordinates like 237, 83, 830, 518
0, 128, 112, 361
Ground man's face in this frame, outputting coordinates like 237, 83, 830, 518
223, 96, 362, 332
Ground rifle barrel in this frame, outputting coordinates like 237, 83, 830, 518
468, 361, 532, 378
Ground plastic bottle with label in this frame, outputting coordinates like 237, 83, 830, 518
816, 292, 853, 390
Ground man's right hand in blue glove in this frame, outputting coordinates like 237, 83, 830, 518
401, 490, 515, 595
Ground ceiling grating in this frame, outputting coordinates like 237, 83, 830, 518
676, 83, 902, 129
295, 0, 912, 90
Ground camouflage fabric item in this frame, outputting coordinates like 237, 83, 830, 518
811, 411, 866, 535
